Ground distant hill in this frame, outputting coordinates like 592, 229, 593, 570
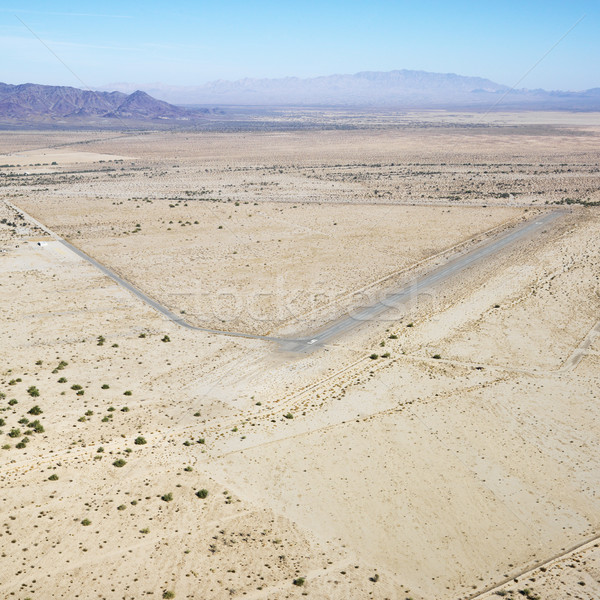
104, 69, 600, 110
0, 83, 201, 125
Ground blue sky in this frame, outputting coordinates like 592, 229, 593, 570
1, 0, 598, 89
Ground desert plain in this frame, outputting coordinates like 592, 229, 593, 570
1, 110, 599, 600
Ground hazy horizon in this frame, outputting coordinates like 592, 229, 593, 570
1, 0, 598, 91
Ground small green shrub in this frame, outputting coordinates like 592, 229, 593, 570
284, 413, 293, 419
113, 459, 127, 468
162, 591, 175, 599
369, 353, 379, 360
30, 420, 44, 433
123, 391, 132, 396
161, 335, 171, 343
292, 578, 305, 587
8, 428, 21, 438
134, 436, 147, 445
48, 474, 58, 481
101, 384, 109, 389
58, 377, 67, 383
196, 489, 209, 499
161, 492, 173, 502
27, 386, 40, 397
28, 405, 42, 415
81, 519, 91, 526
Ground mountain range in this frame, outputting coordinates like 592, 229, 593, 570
102, 69, 600, 110
0, 83, 199, 124
1, 70, 599, 128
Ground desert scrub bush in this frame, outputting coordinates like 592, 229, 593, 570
162, 591, 175, 599
30, 420, 44, 433
140, 527, 149, 534
28, 405, 42, 415
284, 413, 293, 419
81, 519, 91, 526
71, 384, 82, 391
16, 440, 27, 449
121, 406, 129, 412
134, 436, 147, 445
57, 360, 68, 370
123, 390, 132, 396
369, 353, 379, 360
8, 399, 17, 405
2, 444, 11, 450
184, 466, 193, 472
407, 322, 414, 327
195, 489, 209, 499
97, 335, 105, 346
58, 377, 67, 383
161, 492, 173, 502
161, 335, 171, 343
382, 352, 390, 358
112, 459, 127, 468
48, 474, 58, 481
432, 354, 441, 359
8, 428, 21, 438
389, 334, 398, 339
0, 418, 4, 427
292, 577, 305, 587
101, 384, 109, 389
117, 504, 126, 511
27, 386, 40, 397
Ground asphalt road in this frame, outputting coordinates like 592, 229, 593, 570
283, 209, 565, 352
6, 201, 564, 352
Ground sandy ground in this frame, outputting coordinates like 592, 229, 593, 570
11, 196, 524, 335
1, 114, 599, 599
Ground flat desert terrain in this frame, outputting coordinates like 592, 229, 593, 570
1, 111, 599, 600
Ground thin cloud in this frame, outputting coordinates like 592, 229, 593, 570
0, 8, 133, 19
